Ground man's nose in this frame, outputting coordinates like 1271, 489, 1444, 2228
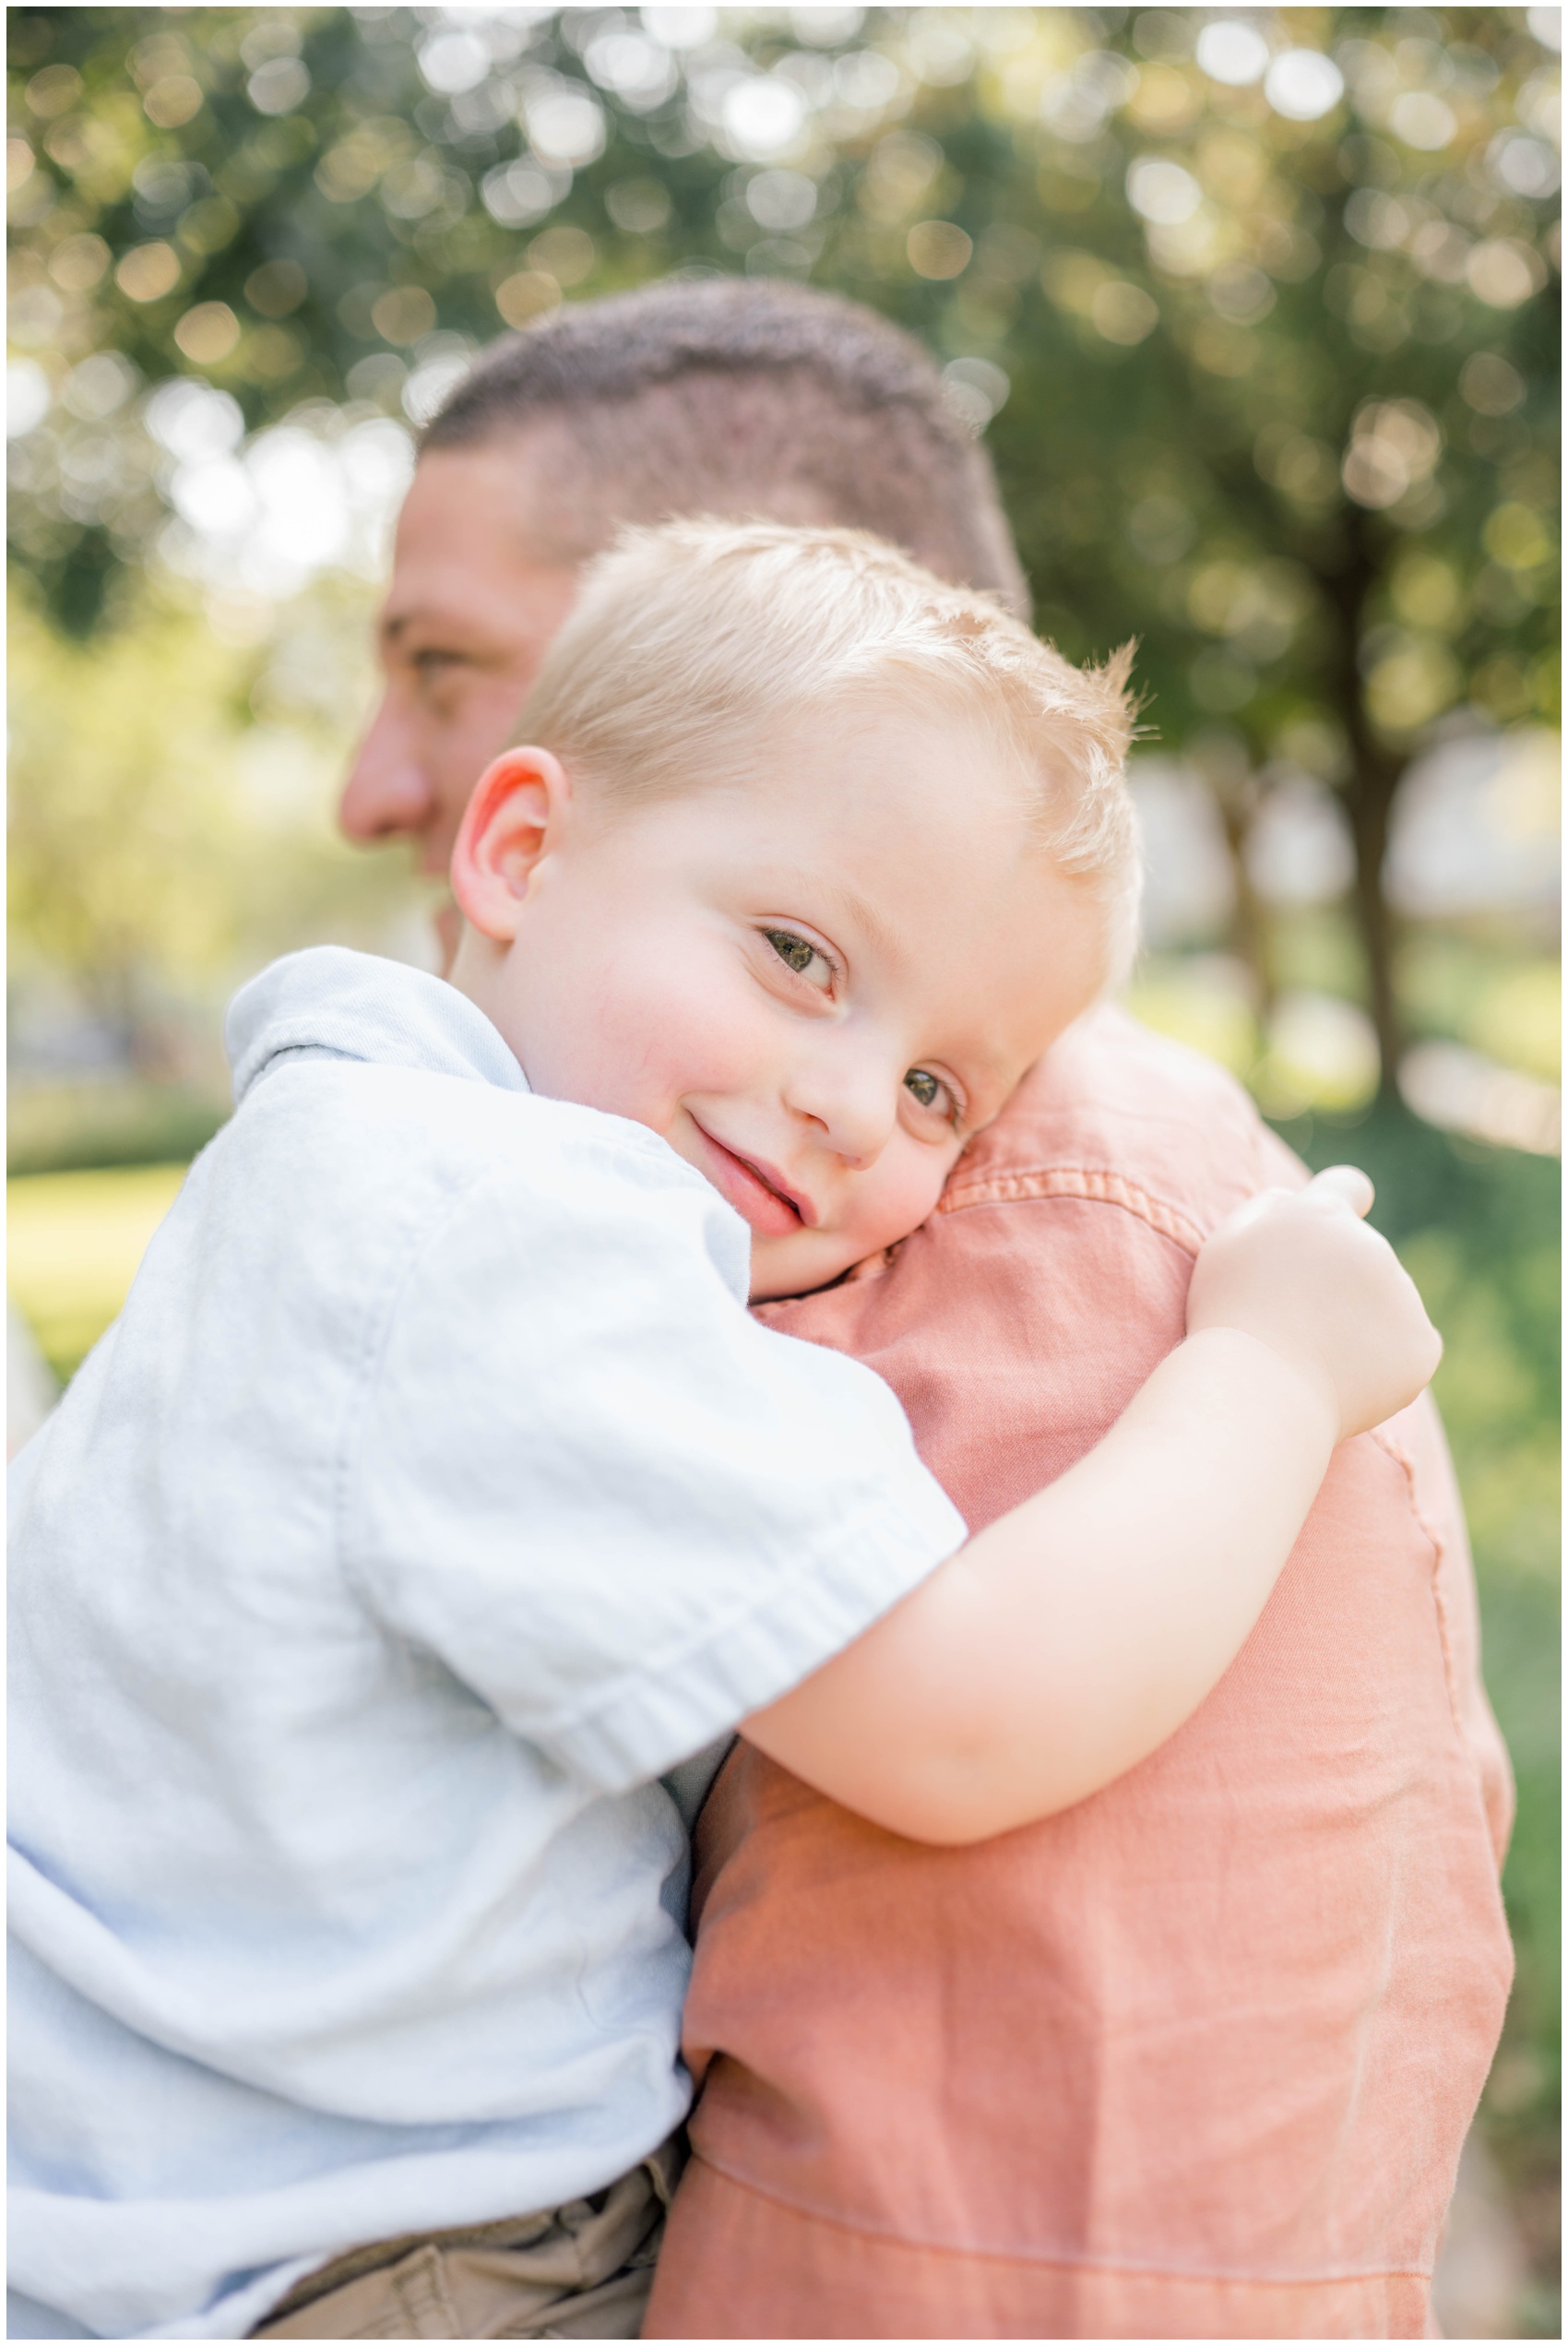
783, 1043, 898, 1169
339, 695, 435, 843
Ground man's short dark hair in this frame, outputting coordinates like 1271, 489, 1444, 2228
422, 277, 1029, 616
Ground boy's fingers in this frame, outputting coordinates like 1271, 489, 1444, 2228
1305, 1165, 1374, 1220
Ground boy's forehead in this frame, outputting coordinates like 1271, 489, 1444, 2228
663, 702, 1099, 949
673, 728, 1022, 911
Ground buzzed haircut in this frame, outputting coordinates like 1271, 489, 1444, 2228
422, 278, 1030, 618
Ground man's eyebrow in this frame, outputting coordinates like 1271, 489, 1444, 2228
381, 604, 506, 656
379, 604, 462, 643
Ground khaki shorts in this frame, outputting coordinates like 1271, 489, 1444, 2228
251, 2138, 682, 2340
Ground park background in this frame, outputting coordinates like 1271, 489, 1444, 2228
6, 4, 1560, 2328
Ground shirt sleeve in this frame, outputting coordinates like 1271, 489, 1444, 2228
342, 1120, 967, 1795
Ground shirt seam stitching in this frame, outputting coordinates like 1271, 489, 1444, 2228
538, 1497, 959, 1759
934, 1164, 1207, 1255
685, 2154, 1432, 2284
1368, 1423, 1466, 1739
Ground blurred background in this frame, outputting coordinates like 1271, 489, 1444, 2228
6, 5, 1560, 2327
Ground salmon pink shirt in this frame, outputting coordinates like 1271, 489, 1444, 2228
645, 1006, 1514, 2342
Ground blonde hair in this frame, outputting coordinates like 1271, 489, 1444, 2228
516, 519, 1143, 984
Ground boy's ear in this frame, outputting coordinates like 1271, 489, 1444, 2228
450, 747, 572, 943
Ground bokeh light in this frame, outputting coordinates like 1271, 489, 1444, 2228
6, 19, 1561, 2315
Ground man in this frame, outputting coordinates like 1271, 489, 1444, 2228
342, 279, 1513, 2339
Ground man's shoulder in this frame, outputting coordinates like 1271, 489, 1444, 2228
948, 1004, 1302, 1244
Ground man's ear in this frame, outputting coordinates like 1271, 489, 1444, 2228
450, 747, 572, 943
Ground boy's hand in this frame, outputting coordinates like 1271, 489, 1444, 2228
1185, 1167, 1442, 1444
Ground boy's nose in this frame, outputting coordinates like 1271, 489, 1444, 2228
782, 1045, 898, 1169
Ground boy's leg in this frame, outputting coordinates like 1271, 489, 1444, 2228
252, 2140, 681, 2341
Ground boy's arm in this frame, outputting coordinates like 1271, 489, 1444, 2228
745, 1172, 1440, 1844
744, 1327, 1333, 1841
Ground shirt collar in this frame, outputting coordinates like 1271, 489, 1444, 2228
227, 947, 530, 1108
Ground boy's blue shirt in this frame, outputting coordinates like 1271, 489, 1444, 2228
7, 947, 964, 2341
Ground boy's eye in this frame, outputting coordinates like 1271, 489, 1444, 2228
764, 929, 831, 986
904, 1068, 946, 1113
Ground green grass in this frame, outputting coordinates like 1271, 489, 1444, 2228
8, 1162, 190, 1383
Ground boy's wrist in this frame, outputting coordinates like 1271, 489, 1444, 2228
1180, 1323, 1342, 1454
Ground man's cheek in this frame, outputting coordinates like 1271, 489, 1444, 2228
438, 679, 534, 801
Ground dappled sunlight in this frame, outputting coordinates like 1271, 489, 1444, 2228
6, 6, 1560, 2323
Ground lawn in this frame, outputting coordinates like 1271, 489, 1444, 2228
8, 1161, 189, 1384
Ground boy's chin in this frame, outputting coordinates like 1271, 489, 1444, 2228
747, 1231, 885, 1306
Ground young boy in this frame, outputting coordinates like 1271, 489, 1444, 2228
8, 523, 1440, 2342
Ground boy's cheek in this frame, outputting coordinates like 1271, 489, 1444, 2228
836, 1152, 952, 1262
564, 961, 750, 1122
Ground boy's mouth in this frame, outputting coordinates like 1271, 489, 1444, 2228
686, 1120, 814, 1237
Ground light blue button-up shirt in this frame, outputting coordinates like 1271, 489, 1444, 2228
8, 948, 964, 2340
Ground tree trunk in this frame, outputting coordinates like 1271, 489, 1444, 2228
1346, 777, 1401, 1090
1216, 791, 1274, 1017
1318, 515, 1407, 1094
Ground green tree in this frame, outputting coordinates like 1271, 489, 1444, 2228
6, 12, 1561, 2319
7, 5, 1560, 1077
7, 581, 410, 1060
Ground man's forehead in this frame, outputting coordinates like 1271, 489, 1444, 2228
382, 444, 581, 640
394, 436, 575, 572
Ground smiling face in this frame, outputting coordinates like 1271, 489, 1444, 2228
448, 704, 1109, 1301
